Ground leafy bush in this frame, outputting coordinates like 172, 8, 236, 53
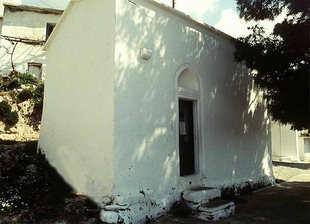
0, 72, 43, 128
17, 89, 33, 102
0, 101, 11, 117
5, 79, 20, 90
0, 101, 18, 126
0, 76, 10, 92
32, 83, 44, 113
0, 73, 38, 91
15, 73, 38, 85
4, 111, 18, 126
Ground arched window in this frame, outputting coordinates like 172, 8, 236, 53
177, 68, 199, 96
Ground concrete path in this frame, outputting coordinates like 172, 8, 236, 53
153, 162, 310, 224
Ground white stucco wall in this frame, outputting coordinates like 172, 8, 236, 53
39, 0, 116, 204
0, 0, 4, 35
4, 0, 21, 5
0, 0, 4, 17
0, 18, 3, 35
298, 136, 305, 161
21, 0, 69, 9
0, 6, 61, 75
271, 123, 299, 161
271, 122, 307, 162
113, 0, 273, 222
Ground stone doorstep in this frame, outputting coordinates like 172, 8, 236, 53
183, 200, 200, 211
198, 200, 234, 213
103, 204, 130, 211
195, 200, 235, 221
182, 186, 221, 203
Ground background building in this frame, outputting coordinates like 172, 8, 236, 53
0, 3, 62, 78
272, 123, 310, 162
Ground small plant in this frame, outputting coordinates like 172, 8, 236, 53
15, 73, 38, 85
0, 100, 19, 126
0, 76, 10, 91
32, 83, 44, 113
17, 89, 33, 102
0, 101, 11, 117
6, 78, 20, 90
0, 73, 38, 91
4, 111, 18, 126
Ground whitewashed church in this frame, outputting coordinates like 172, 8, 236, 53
39, 0, 275, 223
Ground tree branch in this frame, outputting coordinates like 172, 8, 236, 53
0, 35, 46, 46
10, 42, 18, 71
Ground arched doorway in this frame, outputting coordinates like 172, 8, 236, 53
176, 65, 200, 176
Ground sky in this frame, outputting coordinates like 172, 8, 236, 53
4, 0, 282, 38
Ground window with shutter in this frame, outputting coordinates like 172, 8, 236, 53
28, 63, 42, 79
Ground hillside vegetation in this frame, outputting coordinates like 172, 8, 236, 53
0, 73, 43, 141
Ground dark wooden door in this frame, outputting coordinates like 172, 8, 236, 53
179, 99, 195, 176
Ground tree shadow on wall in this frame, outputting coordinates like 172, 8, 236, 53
114, 0, 272, 198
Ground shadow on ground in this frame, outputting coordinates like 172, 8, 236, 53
0, 141, 101, 224
154, 163, 310, 224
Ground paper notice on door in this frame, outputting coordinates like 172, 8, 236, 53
179, 122, 186, 135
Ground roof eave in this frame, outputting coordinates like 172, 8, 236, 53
3, 3, 63, 15
44, 0, 236, 51
143, 0, 235, 41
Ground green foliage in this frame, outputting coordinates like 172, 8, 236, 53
0, 101, 11, 117
4, 111, 18, 126
236, 0, 309, 21
17, 89, 33, 102
0, 101, 18, 126
0, 72, 44, 131
32, 83, 44, 113
15, 73, 38, 85
6, 79, 20, 90
234, 0, 309, 130
0, 73, 38, 91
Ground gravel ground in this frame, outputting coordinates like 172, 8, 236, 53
154, 162, 310, 224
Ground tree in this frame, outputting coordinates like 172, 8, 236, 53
234, 0, 309, 130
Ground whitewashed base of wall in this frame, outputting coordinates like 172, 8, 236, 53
100, 186, 235, 223
182, 186, 235, 221
100, 204, 130, 224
